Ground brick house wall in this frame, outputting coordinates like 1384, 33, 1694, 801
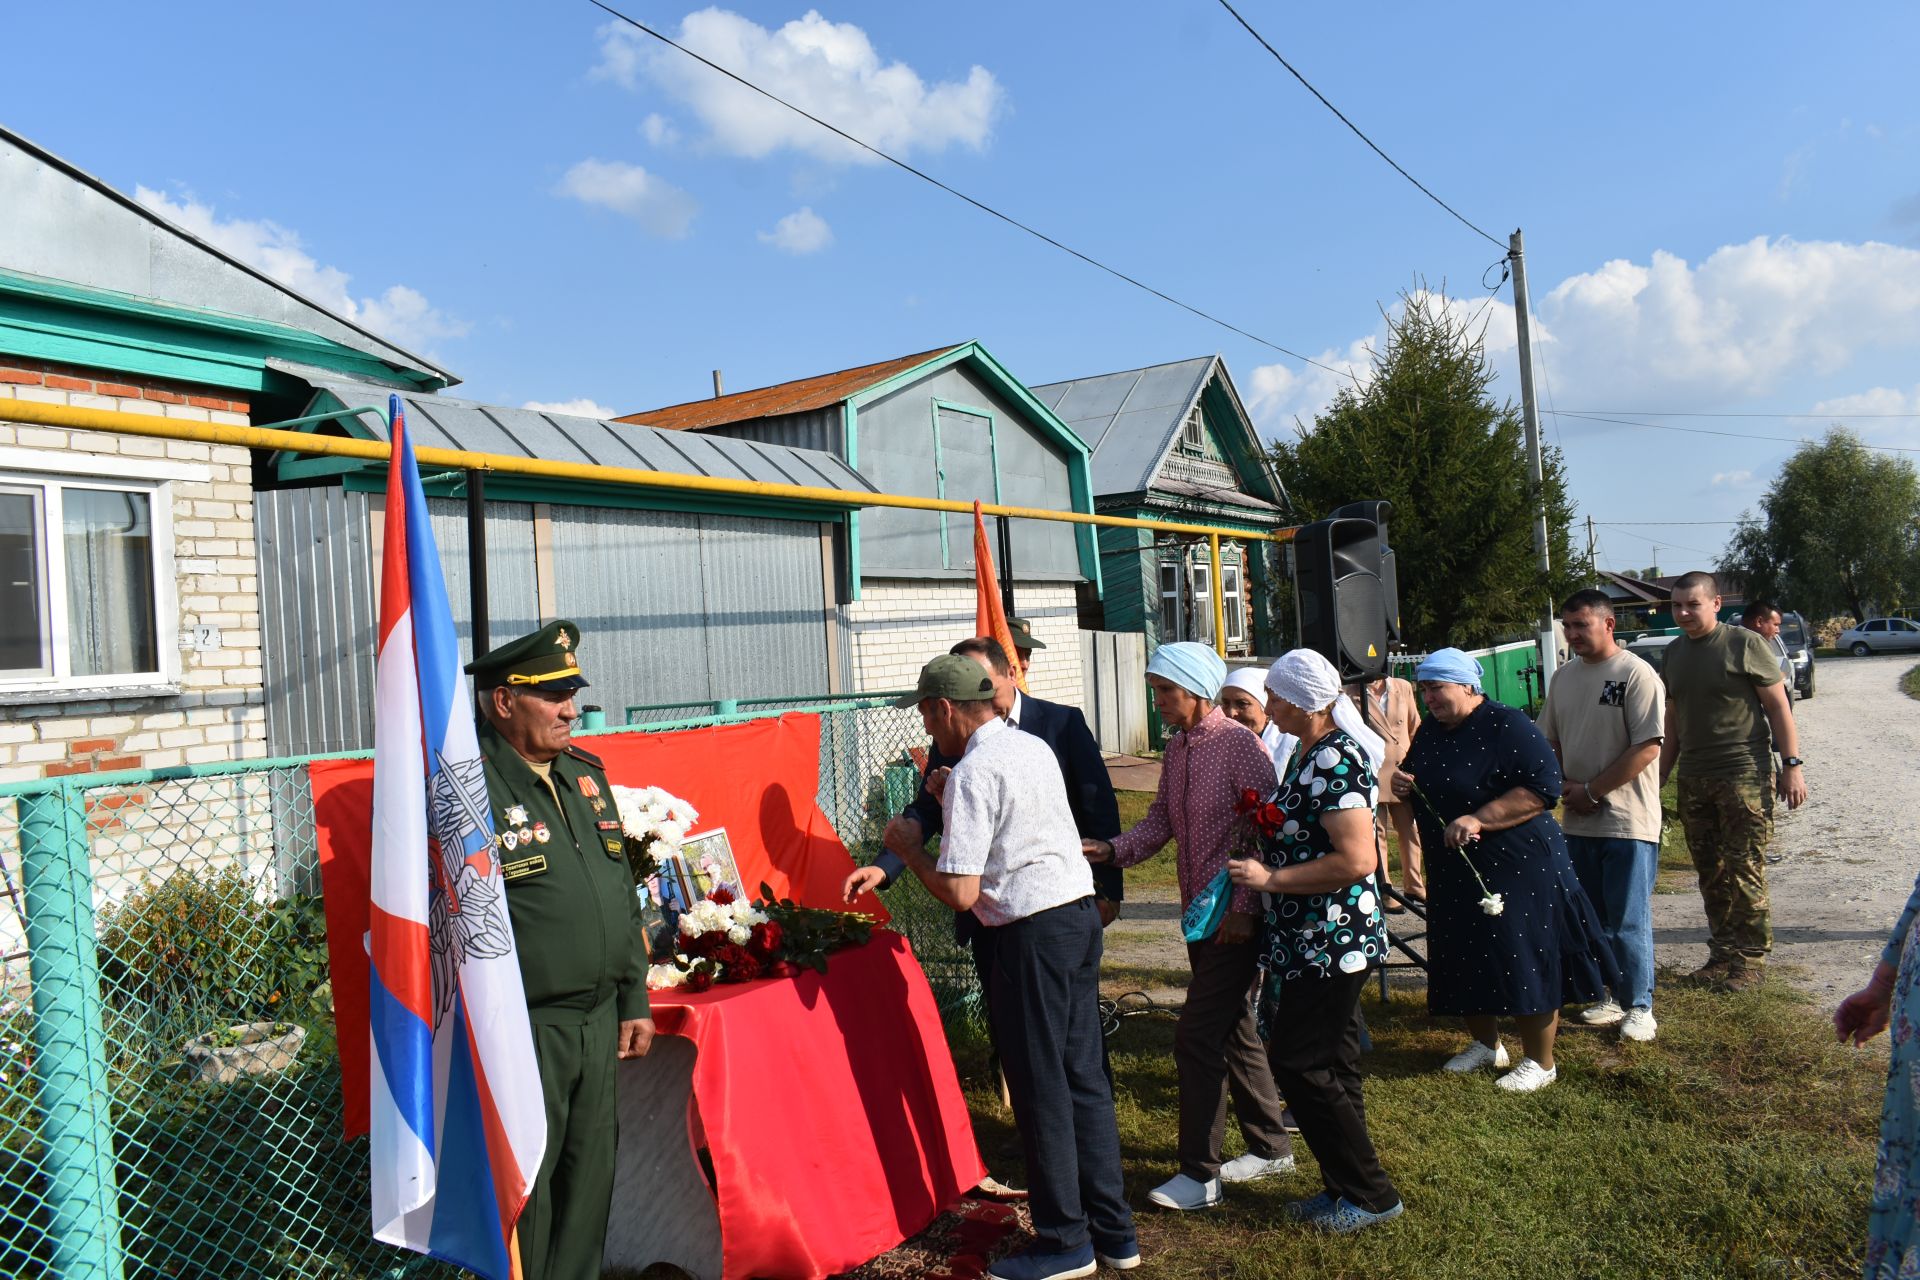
0, 358, 266, 782
846, 579, 1087, 709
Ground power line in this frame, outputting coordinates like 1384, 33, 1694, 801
1214, 0, 1507, 251
1546, 409, 1920, 454
1564, 408, 1920, 420
1590, 519, 1744, 526
1593, 524, 1723, 558
588, 0, 1352, 377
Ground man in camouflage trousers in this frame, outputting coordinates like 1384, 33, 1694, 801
1658, 573, 1809, 991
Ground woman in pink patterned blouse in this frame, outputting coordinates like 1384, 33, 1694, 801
1084, 642, 1292, 1213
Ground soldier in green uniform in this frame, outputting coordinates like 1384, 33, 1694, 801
466, 620, 654, 1280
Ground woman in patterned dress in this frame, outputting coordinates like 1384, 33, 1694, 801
1388, 648, 1616, 1094
1835, 875, 1920, 1277
1228, 649, 1403, 1235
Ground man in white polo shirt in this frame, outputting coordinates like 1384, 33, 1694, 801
891, 654, 1137, 1280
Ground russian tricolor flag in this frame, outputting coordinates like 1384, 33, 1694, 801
368, 394, 545, 1278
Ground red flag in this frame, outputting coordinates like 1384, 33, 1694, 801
972, 501, 1027, 692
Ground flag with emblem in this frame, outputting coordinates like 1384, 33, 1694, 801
971, 500, 1026, 691
369, 393, 544, 1278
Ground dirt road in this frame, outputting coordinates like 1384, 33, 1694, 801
1653, 652, 1920, 1005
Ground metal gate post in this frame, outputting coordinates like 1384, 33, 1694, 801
18, 785, 126, 1280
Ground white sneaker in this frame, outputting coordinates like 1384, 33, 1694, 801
1578, 997, 1625, 1026
1146, 1172, 1222, 1210
1495, 1058, 1557, 1092
1442, 1039, 1510, 1073
1619, 1007, 1657, 1042
1219, 1152, 1296, 1184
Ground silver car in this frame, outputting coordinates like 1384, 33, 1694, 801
1838, 617, 1920, 656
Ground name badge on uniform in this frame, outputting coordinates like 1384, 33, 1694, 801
502, 854, 548, 882
603, 836, 624, 857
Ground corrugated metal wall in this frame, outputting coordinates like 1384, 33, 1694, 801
256, 488, 376, 756
260, 492, 837, 754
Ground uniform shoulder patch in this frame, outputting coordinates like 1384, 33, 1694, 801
564, 744, 606, 769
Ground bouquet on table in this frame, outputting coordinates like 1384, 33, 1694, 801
647, 884, 876, 992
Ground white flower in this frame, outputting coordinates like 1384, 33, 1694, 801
647, 964, 689, 989
727, 924, 752, 945
1480, 894, 1505, 916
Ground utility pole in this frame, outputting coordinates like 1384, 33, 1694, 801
1509, 229, 1557, 686
1585, 514, 1596, 576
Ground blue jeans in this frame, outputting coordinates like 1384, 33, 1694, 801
1565, 836, 1658, 1009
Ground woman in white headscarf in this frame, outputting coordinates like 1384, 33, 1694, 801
1220, 666, 1299, 774
1227, 649, 1402, 1235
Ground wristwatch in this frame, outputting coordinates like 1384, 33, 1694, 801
1781, 756, 1804, 768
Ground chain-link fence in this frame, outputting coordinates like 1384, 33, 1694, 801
0, 698, 969, 1279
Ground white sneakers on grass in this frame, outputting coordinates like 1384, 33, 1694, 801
1620, 1007, 1658, 1042
1578, 998, 1626, 1026
1146, 1173, 1221, 1211
1220, 1153, 1295, 1184
1494, 1058, 1557, 1092
1442, 1039, 1510, 1073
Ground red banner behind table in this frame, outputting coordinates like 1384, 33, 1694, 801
313, 712, 890, 1136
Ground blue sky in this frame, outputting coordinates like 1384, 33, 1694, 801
9, 1, 1920, 576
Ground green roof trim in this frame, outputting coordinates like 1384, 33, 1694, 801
0, 267, 449, 394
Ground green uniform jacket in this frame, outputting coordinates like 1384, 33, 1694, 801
477, 721, 651, 1024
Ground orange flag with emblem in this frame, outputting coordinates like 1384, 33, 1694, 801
972, 501, 1027, 692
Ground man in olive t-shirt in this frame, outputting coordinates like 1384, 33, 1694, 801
1657, 572, 1808, 991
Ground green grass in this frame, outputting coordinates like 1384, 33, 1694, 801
1902, 664, 1920, 701
1115, 790, 1183, 891
955, 977, 1882, 1280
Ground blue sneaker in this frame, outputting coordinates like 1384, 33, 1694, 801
1283, 1191, 1337, 1222
1095, 1238, 1141, 1271
1313, 1197, 1405, 1234
988, 1242, 1098, 1280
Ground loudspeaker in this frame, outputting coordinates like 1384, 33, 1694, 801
1331, 500, 1400, 643
1294, 510, 1393, 680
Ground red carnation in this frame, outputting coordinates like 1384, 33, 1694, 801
728, 952, 764, 982
707, 886, 736, 906
684, 969, 714, 993
749, 920, 785, 956
710, 942, 750, 972
1257, 802, 1285, 833
1237, 787, 1263, 814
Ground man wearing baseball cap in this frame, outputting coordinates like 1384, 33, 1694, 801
891, 655, 1137, 1280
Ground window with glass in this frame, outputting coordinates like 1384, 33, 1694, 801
0, 473, 168, 690
1181, 406, 1206, 452
1191, 559, 1213, 646
1159, 560, 1184, 640
1221, 557, 1245, 648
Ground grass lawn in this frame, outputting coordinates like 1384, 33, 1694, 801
1903, 663, 1920, 700
1115, 790, 1182, 892
953, 976, 1882, 1279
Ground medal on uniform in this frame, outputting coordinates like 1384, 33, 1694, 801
533, 822, 551, 844
502, 830, 519, 851
506, 804, 529, 827
578, 777, 601, 799
517, 827, 534, 845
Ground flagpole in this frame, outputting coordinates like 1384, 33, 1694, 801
467, 468, 490, 658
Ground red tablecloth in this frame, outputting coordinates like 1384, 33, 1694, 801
650, 929, 985, 1280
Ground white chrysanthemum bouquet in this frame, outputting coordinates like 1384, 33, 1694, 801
609, 784, 698, 887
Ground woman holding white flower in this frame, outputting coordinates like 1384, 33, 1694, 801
1226, 649, 1402, 1236
1388, 648, 1618, 1094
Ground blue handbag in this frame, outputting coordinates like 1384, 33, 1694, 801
1181, 865, 1234, 942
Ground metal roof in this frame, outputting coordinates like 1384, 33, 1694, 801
1029, 356, 1219, 494
0, 126, 456, 388
621, 345, 960, 432
281, 369, 877, 497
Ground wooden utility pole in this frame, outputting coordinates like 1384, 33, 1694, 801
1586, 514, 1597, 576
1509, 229, 1557, 685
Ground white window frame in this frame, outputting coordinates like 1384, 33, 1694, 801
1221, 556, 1245, 648
0, 447, 198, 703
1181, 405, 1206, 452
1191, 558, 1213, 646
1158, 560, 1184, 640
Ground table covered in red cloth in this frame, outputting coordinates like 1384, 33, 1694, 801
634, 929, 986, 1280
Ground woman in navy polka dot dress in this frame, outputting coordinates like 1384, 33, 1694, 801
1389, 649, 1618, 1094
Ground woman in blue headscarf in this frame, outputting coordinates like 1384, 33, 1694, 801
1387, 649, 1617, 1094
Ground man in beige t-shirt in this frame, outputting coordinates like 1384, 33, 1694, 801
1537, 590, 1665, 1041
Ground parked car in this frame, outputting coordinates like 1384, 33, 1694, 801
1779, 610, 1815, 699
1624, 633, 1678, 671
1837, 617, 1920, 656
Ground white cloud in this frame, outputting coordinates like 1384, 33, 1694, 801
1811, 384, 1920, 416
1711, 469, 1756, 488
757, 206, 833, 254
594, 9, 1003, 166
522, 398, 618, 419
641, 112, 680, 146
134, 186, 469, 350
1245, 237, 1920, 436
556, 158, 698, 238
